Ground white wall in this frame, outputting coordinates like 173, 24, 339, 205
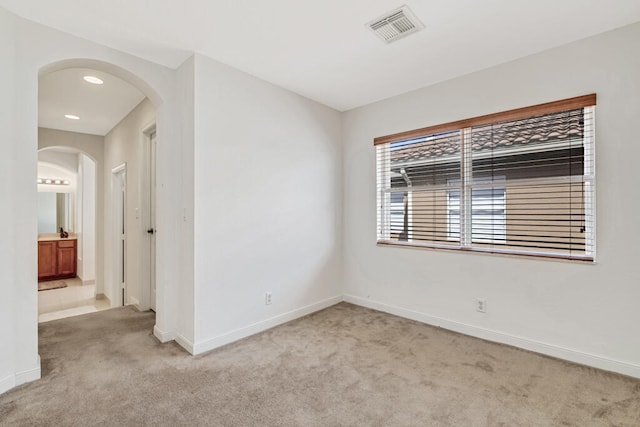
78, 154, 96, 284
39, 128, 103, 290
39, 129, 103, 165
175, 56, 195, 344
343, 22, 640, 377
38, 150, 78, 175
190, 54, 343, 353
7, 8, 40, 394
104, 98, 155, 307
0, 7, 17, 395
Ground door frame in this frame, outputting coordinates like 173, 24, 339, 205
140, 121, 157, 311
111, 163, 127, 307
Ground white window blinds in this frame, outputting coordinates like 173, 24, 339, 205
375, 94, 596, 261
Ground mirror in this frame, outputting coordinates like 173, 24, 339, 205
38, 192, 74, 233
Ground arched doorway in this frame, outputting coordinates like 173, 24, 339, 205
4, 34, 188, 392
37, 61, 161, 323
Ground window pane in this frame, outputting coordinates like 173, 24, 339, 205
448, 186, 506, 243
410, 189, 458, 245
381, 131, 462, 245
390, 132, 461, 188
389, 192, 406, 238
470, 187, 506, 244
471, 109, 585, 180
470, 108, 591, 256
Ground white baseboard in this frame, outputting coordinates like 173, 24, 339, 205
0, 374, 15, 395
344, 294, 640, 379
175, 334, 195, 354
15, 357, 41, 386
129, 297, 148, 313
0, 356, 41, 395
193, 295, 343, 355
154, 325, 176, 343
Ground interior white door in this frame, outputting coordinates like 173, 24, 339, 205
149, 131, 157, 311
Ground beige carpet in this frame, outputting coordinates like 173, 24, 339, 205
1, 303, 639, 426
37, 280, 68, 291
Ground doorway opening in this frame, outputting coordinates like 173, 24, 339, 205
37, 64, 158, 322
37, 147, 107, 322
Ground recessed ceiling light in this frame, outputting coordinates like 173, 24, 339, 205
83, 75, 104, 85
45, 179, 52, 184
65, 114, 80, 120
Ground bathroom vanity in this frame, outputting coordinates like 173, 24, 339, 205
38, 236, 77, 282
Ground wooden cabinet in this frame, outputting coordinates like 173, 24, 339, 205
38, 241, 58, 279
38, 239, 77, 281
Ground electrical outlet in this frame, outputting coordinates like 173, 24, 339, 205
476, 298, 487, 313
265, 292, 272, 305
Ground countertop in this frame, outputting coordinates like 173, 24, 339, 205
38, 234, 77, 242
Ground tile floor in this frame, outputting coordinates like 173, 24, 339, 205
38, 277, 111, 323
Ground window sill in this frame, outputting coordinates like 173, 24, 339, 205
376, 240, 595, 263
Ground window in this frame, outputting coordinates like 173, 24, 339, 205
448, 179, 506, 244
375, 94, 596, 261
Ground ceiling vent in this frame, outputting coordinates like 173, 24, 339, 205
367, 5, 425, 43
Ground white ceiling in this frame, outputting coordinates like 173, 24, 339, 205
5, 1, 640, 111
39, 68, 145, 136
